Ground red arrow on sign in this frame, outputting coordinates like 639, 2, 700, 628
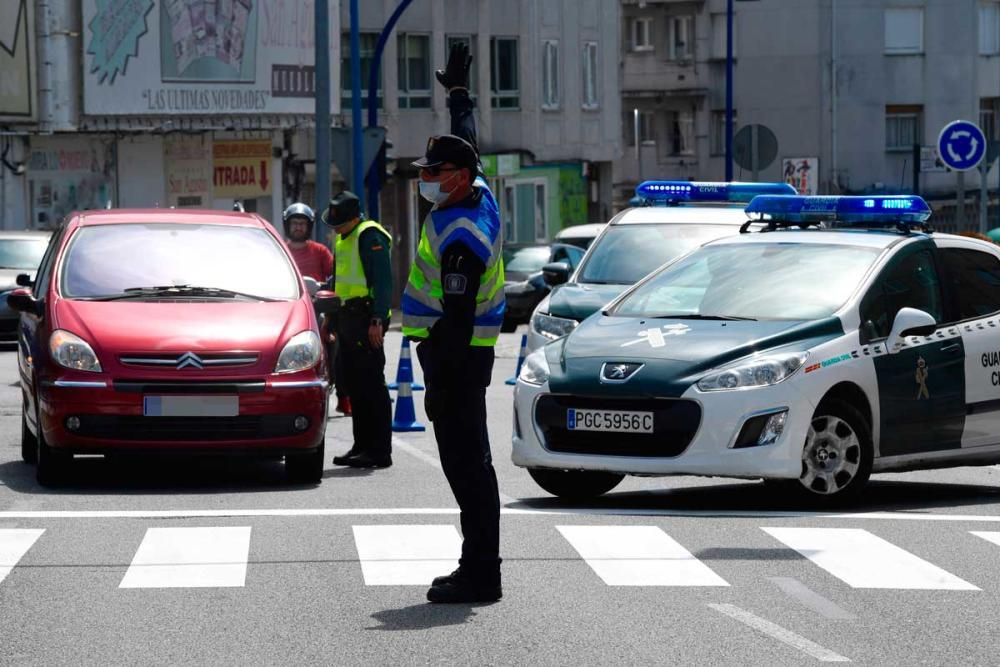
259, 160, 270, 191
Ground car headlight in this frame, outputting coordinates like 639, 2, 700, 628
697, 352, 808, 391
274, 330, 321, 373
519, 349, 550, 386
50, 330, 102, 373
531, 311, 578, 340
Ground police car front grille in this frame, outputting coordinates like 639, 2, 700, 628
534, 395, 701, 458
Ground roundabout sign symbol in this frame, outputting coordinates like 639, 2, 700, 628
937, 120, 987, 172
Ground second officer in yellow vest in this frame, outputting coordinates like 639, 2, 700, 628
323, 191, 394, 469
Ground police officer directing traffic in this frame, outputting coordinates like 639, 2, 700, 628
323, 191, 394, 469
402, 44, 506, 604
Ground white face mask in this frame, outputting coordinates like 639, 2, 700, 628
418, 171, 461, 204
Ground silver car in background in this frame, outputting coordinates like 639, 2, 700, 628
0, 231, 51, 341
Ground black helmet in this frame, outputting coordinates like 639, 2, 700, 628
322, 191, 362, 228
282, 202, 315, 237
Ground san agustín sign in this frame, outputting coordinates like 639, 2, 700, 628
212, 140, 273, 198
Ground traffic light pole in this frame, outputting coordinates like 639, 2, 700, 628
350, 0, 364, 204
314, 0, 331, 239
724, 0, 734, 182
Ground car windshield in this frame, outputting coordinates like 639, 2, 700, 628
613, 242, 881, 321
503, 246, 551, 274
60, 223, 299, 300
0, 238, 47, 270
578, 223, 739, 284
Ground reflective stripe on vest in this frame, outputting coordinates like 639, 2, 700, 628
401, 184, 505, 347
334, 220, 391, 300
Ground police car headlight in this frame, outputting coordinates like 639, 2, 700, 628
275, 331, 322, 373
697, 352, 808, 391
50, 330, 103, 373
519, 349, 550, 386
531, 312, 578, 340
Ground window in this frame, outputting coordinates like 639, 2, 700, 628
490, 37, 520, 109
542, 40, 559, 109
629, 16, 653, 52
941, 248, 1000, 320
711, 13, 735, 60
668, 15, 694, 61
582, 41, 599, 110
884, 8, 923, 54
981, 2, 1000, 55
625, 110, 657, 146
711, 110, 737, 156
885, 105, 923, 151
668, 110, 695, 156
340, 32, 382, 110
860, 248, 942, 341
397, 33, 431, 109
446, 35, 478, 97
982, 98, 1000, 140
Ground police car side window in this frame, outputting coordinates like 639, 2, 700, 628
859, 249, 942, 341
940, 248, 1000, 320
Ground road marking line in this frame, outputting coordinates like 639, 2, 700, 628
353, 524, 461, 585
708, 603, 850, 662
762, 527, 978, 590
557, 525, 729, 586
392, 435, 516, 505
969, 530, 1000, 548
768, 577, 856, 620
119, 526, 252, 589
0, 529, 44, 585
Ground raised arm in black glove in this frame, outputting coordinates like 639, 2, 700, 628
436, 42, 472, 92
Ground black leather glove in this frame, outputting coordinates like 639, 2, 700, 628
436, 42, 472, 91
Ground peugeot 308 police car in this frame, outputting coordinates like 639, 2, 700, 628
513, 195, 1000, 503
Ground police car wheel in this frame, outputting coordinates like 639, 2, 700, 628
796, 399, 873, 501
528, 468, 624, 500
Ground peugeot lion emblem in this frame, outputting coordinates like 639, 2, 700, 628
601, 362, 643, 383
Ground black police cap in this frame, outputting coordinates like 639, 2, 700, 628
323, 190, 361, 226
412, 134, 477, 174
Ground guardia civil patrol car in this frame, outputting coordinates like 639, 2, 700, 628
513, 194, 1000, 503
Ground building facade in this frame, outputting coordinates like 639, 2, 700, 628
616, 0, 1000, 229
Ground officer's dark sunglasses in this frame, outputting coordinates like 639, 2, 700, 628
423, 166, 460, 177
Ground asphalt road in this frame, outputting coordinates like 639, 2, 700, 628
3, 331, 1000, 665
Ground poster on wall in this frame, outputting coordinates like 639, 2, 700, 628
82, 0, 339, 115
165, 136, 212, 207
0, 0, 35, 119
27, 136, 117, 228
782, 157, 819, 195
213, 140, 273, 199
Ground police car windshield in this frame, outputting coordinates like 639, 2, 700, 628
613, 242, 881, 321
578, 224, 737, 285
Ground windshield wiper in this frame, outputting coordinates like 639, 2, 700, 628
87, 285, 278, 302
643, 313, 757, 321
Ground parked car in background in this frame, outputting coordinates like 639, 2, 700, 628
503, 242, 585, 331
0, 231, 52, 342
8, 209, 339, 486
526, 181, 797, 353
554, 223, 605, 249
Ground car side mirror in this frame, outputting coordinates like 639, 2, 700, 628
7, 288, 40, 316
313, 290, 341, 316
302, 276, 321, 297
886, 307, 937, 354
542, 262, 571, 287
15, 273, 32, 287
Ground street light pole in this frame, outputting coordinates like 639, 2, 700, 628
350, 0, 364, 204
314, 0, 331, 239
724, 0, 734, 181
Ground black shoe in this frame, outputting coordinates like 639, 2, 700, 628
332, 446, 360, 466
432, 567, 462, 587
427, 575, 502, 603
345, 453, 392, 469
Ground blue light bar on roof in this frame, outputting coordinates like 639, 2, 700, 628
744, 195, 932, 225
635, 181, 797, 204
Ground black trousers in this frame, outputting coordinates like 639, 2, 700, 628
337, 312, 392, 458
417, 341, 500, 576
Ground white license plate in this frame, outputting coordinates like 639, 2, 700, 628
567, 408, 654, 433
143, 396, 239, 417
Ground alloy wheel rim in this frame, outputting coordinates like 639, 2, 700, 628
799, 415, 861, 495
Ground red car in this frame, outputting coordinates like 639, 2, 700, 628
7, 209, 338, 486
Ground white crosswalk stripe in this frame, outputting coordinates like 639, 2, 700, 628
557, 525, 729, 586
969, 530, 1000, 549
762, 527, 978, 590
0, 529, 44, 585
352, 524, 461, 585
119, 527, 252, 589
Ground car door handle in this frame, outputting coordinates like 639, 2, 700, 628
941, 343, 961, 353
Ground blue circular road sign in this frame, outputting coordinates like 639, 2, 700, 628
937, 120, 987, 171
